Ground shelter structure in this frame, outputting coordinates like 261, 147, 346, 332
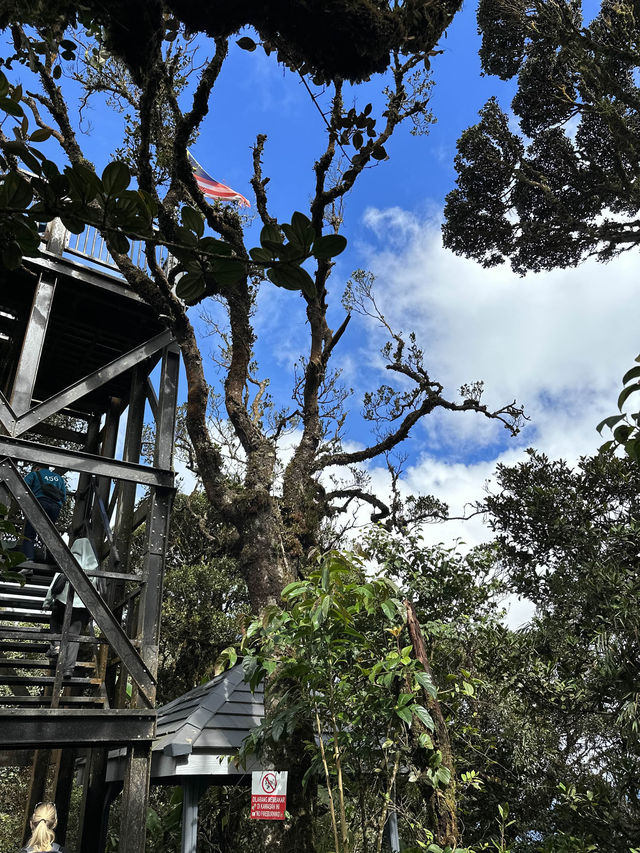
90, 665, 264, 853
0, 218, 179, 853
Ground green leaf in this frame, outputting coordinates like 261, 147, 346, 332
181, 205, 204, 238
199, 236, 233, 257
415, 670, 437, 698
272, 717, 286, 741
175, 273, 206, 302
618, 382, 640, 411
321, 594, 331, 620
312, 233, 347, 260
0, 98, 23, 117
29, 128, 52, 143
380, 599, 396, 621
418, 732, 434, 750
66, 163, 102, 203
60, 216, 86, 235
175, 226, 199, 247
280, 223, 305, 251
236, 37, 257, 51
267, 264, 316, 297
102, 161, 131, 195
290, 211, 314, 249
625, 437, 640, 463
435, 766, 451, 786
622, 365, 640, 385
109, 232, 130, 255
595, 414, 624, 435
395, 705, 413, 724
411, 704, 435, 731
3, 172, 33, 209
371, 145, 387, 161
613, 423, 634, 444
260, 223, 283, 249
209, 257, 245, 286
249, 246, 273, 264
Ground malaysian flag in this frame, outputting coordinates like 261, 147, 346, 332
187, 151, 250, 207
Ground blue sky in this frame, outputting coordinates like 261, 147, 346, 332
6, 2, 639, 565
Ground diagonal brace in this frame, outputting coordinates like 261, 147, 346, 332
0, 329, 174, 438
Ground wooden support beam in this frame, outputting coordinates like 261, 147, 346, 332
138, 346, 179, 689
0, 329, 174, 438
10, 274, 56, 416
0, 435, 174, 487
0, 710, 155, 748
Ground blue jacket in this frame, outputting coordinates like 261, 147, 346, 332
24, 468, 67, 505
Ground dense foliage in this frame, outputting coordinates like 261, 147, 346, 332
443, 0, 640, 274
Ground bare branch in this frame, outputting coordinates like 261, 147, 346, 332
326, 487, 390, 523
251, 133, 277, 227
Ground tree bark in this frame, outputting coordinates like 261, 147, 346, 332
404, 599, 459, 848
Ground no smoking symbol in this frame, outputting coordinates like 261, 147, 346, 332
261, 773, 277, 793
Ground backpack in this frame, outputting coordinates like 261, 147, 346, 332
36, 470, 64, 503
50, 573, 67, 597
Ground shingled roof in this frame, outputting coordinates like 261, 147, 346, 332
105, 665, 264, 784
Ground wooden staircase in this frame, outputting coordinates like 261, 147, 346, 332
0, 561, 107, 708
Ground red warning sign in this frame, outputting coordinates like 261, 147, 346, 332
251, 771, 288, 820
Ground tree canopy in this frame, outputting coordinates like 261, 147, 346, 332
2, 0, 462, 85
442, 0, 640, 273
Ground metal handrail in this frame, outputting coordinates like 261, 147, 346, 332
42, 218, 175, 277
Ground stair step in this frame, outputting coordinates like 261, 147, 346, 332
0, 658, 94, 670
0, 609, 50, 623
0, 641, 50, 653
0, 594, 50, 609
15, 565, 57, 586
0, 674, 101, 687
0, 581, 48, 596
0, 695, 106, 706
0, 628, 103, 644
0, 626, 53, 637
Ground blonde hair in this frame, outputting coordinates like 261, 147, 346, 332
27, 802, 57, 851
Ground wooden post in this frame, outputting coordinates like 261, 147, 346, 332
119, 743, 152, 853
52, 748, 76, 844
181, 781, 202, 853
79, 748, 109, 853
22, 749, 50, 845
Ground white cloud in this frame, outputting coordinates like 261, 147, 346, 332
354, 207, 639, 554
